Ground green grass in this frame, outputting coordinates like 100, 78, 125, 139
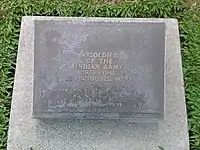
0, 0, 200, 149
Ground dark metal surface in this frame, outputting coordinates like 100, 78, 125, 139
33, 19, 165, 121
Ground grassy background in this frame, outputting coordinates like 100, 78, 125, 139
0, 0, 200, 149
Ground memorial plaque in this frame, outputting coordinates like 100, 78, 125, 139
33, 19, 165, 121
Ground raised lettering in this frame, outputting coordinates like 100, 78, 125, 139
72, 52, 126, 82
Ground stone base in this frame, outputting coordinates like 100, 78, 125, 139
7, 17, 189, 150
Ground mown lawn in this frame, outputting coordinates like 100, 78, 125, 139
0, 0, 200, 149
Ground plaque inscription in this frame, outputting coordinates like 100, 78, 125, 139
69, 52, 132, 82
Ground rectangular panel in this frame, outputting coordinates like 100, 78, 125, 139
33, 19, 165, 121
